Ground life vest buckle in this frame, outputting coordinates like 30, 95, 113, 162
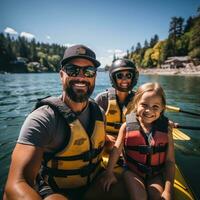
114, 123, 121, 129
146, 146, 153, 154
138, 145, 153, 154
137, 163, 152, 175
80, 163, 97, 177
83, 150, 96, 161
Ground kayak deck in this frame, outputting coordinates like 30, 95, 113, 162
174, 165, 195, 200
102, 156, 195, 200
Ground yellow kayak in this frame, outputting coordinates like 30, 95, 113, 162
102, 128, 195, 200
174, 165, 194, 200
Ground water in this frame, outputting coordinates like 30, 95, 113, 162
0, 72, 200, 198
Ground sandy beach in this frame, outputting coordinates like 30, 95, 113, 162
139, 65, 200, 76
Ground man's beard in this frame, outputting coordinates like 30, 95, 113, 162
66, 80, 95, 103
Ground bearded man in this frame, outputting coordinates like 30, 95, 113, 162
4, 45, 106, 200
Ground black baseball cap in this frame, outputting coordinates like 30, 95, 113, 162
61, 44, 101, 68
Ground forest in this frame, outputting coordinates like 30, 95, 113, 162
0, 35, 65, 73
123, 7, 200, 68
0, 7, 200, 73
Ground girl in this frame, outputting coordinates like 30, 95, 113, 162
101, 82, 175, 200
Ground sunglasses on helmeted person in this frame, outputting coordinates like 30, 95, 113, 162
62, 64, 97, 78
115, 71, 133, 80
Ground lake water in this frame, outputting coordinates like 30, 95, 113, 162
0, 72, 200, 198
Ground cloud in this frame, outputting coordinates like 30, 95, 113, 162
98, 48, 127, 67
64, 43, 76, 47
20, 32, 35, 40
99, 56, 113, 67
106, 49, 126, 58
46, 35, 51, 40
4, 27, 18, 35
107, 49, 123, 54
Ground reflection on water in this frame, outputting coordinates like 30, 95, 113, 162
0, 73, 200, 198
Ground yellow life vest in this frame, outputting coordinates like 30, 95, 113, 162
105, 88, 134, 135
37, 97, 105, 189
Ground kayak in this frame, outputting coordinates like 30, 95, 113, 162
174, 165, 194, 200
172, 129, 195, 199
102, 128, 195, 200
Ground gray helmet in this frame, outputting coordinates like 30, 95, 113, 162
109, 59, 139, 92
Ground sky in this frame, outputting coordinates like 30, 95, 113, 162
0, 0, 199, 67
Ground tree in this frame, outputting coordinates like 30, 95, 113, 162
151, 41, 165, 67
189, 16, 200, 58
184, 17, 193, 32
30, 39, 39, 62
113, 53, 117, 62
131, 45, 134, 52
18, 36, 30, 59
141, 48, 153, 68
168, 17, 184, 55
144, 40, 149, 49
135, 42, 142, 54
149, 34, 159, 48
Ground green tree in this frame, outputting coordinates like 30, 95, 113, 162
18, 37, 30, 59
144, 40, 149, 49
149, 34, 159, 48
184, 17, 193, 32
141, 48, 153, 68
168, 17, 184, 55
189, 16, 200, 58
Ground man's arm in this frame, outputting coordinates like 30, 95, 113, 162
4, 144, 44, 200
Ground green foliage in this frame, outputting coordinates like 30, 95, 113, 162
127, 5, 200, 68
0, 33, 65, 73
189, 47, 200, 58
141, 48, 153, 68
189, 16, 200, 58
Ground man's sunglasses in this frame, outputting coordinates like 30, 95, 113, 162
62, 64, 97, 78
115, 71, 133, 80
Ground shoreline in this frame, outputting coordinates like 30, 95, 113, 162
139, 65, 200, 76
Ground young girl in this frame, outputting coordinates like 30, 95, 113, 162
101, 82, 175, 200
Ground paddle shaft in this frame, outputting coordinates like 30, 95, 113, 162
179, 109, 200, 117
177, 125, 200, 130
166, 105, 200, 117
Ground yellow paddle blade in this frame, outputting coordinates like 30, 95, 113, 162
173, 128, 191, 141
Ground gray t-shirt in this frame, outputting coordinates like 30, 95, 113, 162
18, 103, 92, 153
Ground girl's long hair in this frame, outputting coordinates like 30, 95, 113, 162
131, 82, 166, 113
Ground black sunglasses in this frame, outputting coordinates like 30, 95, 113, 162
63, 64, 97, 78
115, 71, 133, 80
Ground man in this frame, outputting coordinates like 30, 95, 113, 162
4, 45, 105, 200
95, 58, 139, 151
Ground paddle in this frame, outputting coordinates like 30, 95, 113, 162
172, 128, 191, 141
176, 125, 200, 130
166, 105, 200, 117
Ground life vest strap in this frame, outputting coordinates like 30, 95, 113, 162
125, 154, 165, 175
44, 161, 100, 177
52, 147, 103, 162
125, 144, 168, 154
106, 122, 122, 129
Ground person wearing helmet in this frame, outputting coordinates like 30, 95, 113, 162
95, 58, 139, 151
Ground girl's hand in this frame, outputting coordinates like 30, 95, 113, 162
100, 171, 117, 192
168, 119, 178, 128
161, 190, 172, 200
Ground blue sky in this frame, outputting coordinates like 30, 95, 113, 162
0, 0, 199, 67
